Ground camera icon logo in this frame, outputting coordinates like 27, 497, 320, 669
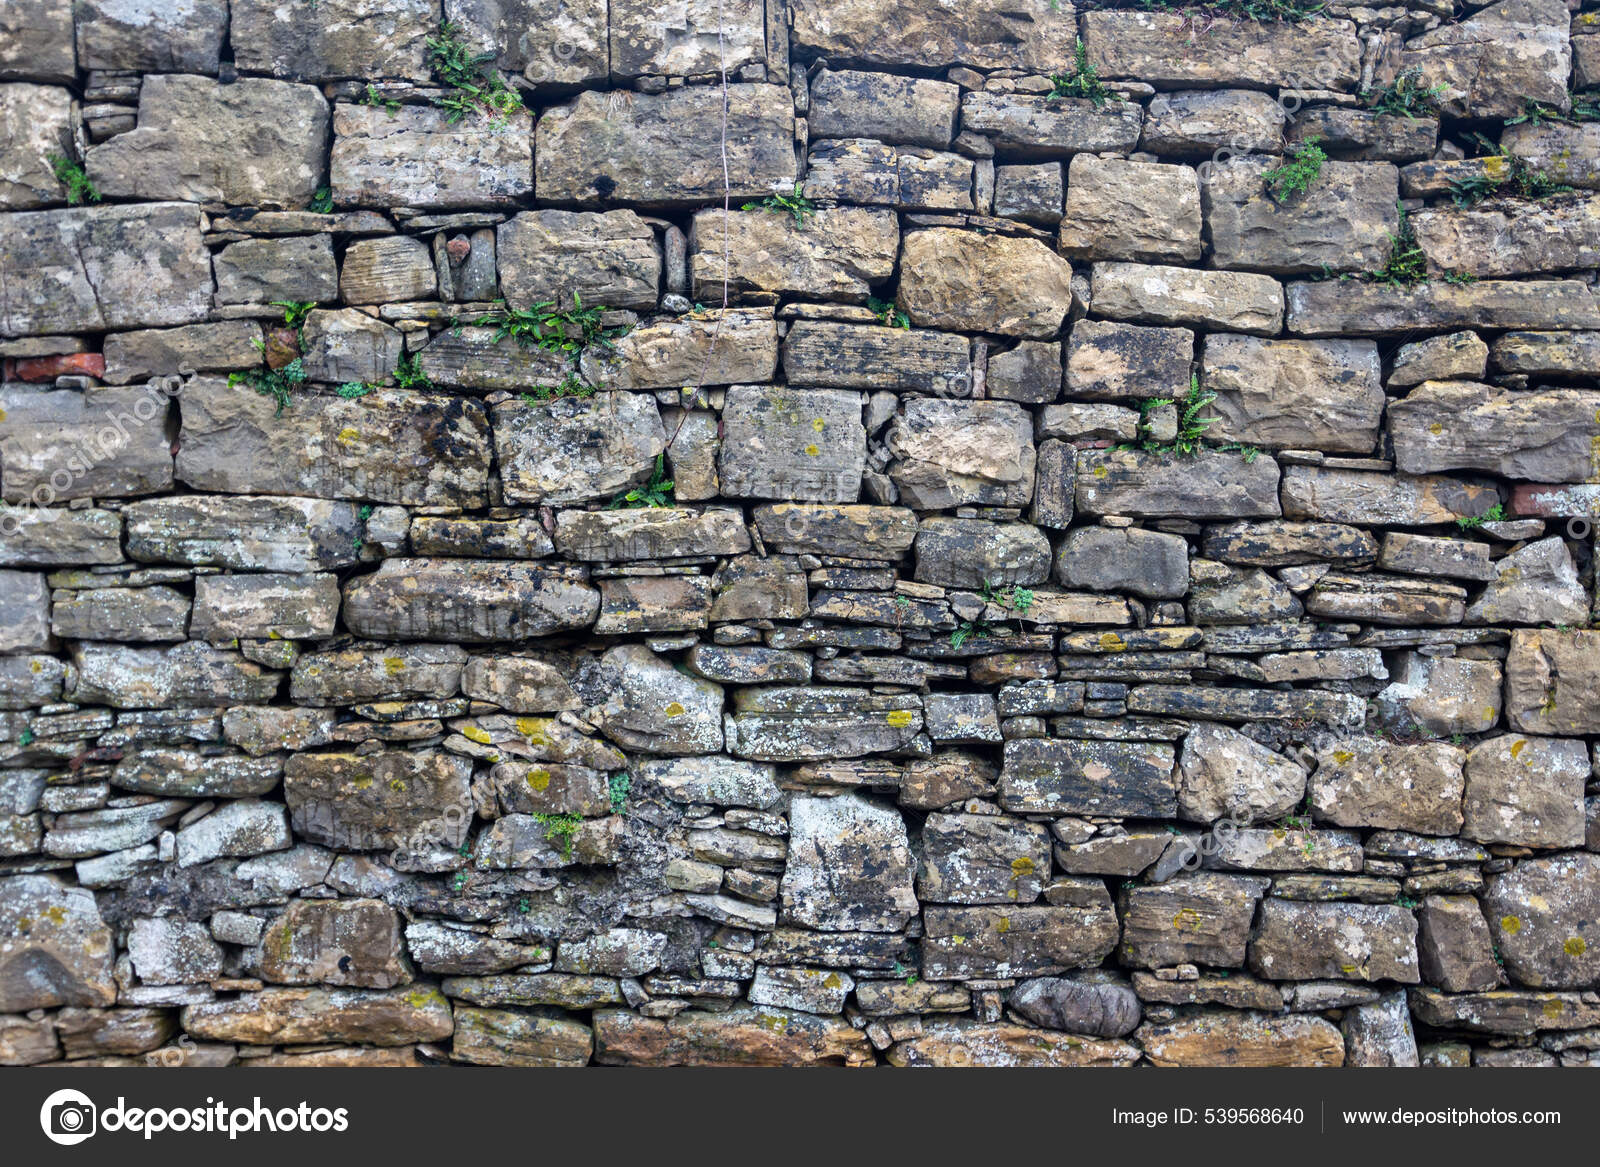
40, 1089, 97, 1146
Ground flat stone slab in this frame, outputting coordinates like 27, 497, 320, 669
0, 203, 213, 335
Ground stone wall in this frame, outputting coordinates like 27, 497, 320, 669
0, 0, 1598, 1069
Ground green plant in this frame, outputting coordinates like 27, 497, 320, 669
519, 373, 596, 404
742, 183, 816, 227
308, 185, 333, 214
1362, 66, 1447, 119
335, 380, 373, 399
609, 772, 632, 815
426, 20, 525, 125
534, 812, 581, 858
1395, 895, 1421, 910
475, 294, 624, 357
606, 453, 674, 509
1048, 38, 1111, 106
362, 82, 401, 114
48, 153, 100, 205
353, 503, 373, 554
272, 300, 317, 329
1136, 374, 1220, 456
515, 896, 531, 914
1369, 203, 1427, 287
867, 296, 909, 329
950, 619, 1007, 649
1443, 270, 1477, 286
17, 727, 34, 747
452, 870, 470, 891
1506, 97, 1561, 127
1451, 138, 1573, 205
1455, 502, 1506, 531
229, 358, 307, 416
392, 349, 433, 390
1262, 139, 1325, 202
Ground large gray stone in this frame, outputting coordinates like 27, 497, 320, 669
1201, 335, 1385, 455
0, 386, 173, 503
789, 0, 1080, 71
1203, 158, 1399, 275
125, 495, 363, 572
1389, 381, 1600, 482
1399, 0, 1571, 120
888, 399, 1035, 509
719, 386, 866, 504
1083, 11, 1361, 90
331, 103, 533, 209
498, 209, 661, 311
342, 559, 599, 642
691, 208, 898, 303
0, 202, 213, 335
898, 228, 1073, 338
0, 83, 74, 209
536, 85, 795, 206
85, 75, 329, 208
780, 794, 917, 932
0, 875, 116, 1011
493, 393, 666, 506
231, 0, 435, 81
176, 380, 491, 507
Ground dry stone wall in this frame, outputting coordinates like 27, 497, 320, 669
0, 0, 1598, 1069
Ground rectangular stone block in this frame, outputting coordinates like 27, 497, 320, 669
492, 393, 666, 506
175, 380, 491, 507
331, 103, 533, 209
190, 573, 342, 641
497, 209, 661, 311
782, 321, 970, 396
1091, 262, 1283, 335
536, 85, 795, 206
718, 386, 866, 504
342, 559, 599, 643
1075, 449, 1281, 519
1286, 278, 1600, 336
0, 386, 174, 503
922, 903, 1119, 979
998, 738, 1177, 817
0, 203, 213, 335
1083, 11, 1361, 89
124, 495, 364, 572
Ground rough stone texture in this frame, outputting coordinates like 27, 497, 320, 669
1311, 739, 1466, 836
789, 0, 1080, 71
85, 75, 329, 208
1201, 335, 1385, 455
0, 0, 1594, 1072
332, 103, 533, 209
1058, 155, 1201, 264
499, 210, 662, 312
1505, 630, 1600, 735
1389, 381, 1600, 482
1083, 11, 1361, 90
0, 203, 213, 335
1399, 0, 1571, 120
1090, 262, 1283, 334
231, 0, 435, 81
536, 86, 795, 206
1204, 158, 1399, 275
176, 380, 491, 507
1462, 734, 1589, 848
897, 228, 1073, 338
1483, 853, 1600, 988
691, 208, 898, 304
494, 393, 666, 506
